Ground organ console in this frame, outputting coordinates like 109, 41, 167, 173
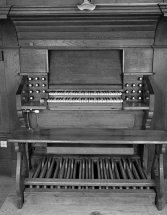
1, 0, 167, 212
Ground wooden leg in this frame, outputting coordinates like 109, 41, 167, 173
151, 144, 166, 211
16, 150, 24, 209
155, 152, 165, 211
26, 142, 33, 171
151, 146, 157, 180
142, 144, 149, 173
17, 192, 24, 209
15, 143, 29, 209
142, 110, 154, 174
22, 143, 29, 178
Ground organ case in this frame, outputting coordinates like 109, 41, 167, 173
3, 2, 167, 211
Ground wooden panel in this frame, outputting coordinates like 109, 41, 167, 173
47, 145, 134, 154
49, 50, 122, 85
0, 19, 19, 132
4, 50, 21, 131
33, 111, 143, 129
0, 61, 9, 132
134, 111, 144, 128
154, 17, 167, 177
0, 19, 18, 47
152, 49, 167, 131
124, 48, 153, 73
0, 19, 18, 177
0, 0, 6, 5
0, 160, 11, 176
152, 17, 167, 178
152, 49, 167, 178
0, 20, 19, 132
0, 19, 19, 175
154, 17, 167, 46
0, 143, 11, 160
20, 49, 48, 73
13, 14, 158, 48
34, 110, 138, 129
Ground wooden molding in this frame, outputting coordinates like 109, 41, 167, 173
154, 17, 167, 46
0, 19, 18, 47
7, 5, 162, 48
9, 4, 161, 16
0, 6, 11, 19
159, 3, 167, 16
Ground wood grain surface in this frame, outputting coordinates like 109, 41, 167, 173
8, 128, 167, 144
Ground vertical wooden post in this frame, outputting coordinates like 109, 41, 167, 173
141, 75, 155, 174
142, 110, 154, 174
151, 144, 166, 211
15, 142, 29, 209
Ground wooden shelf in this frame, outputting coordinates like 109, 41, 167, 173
123, 101, 149, 110
22, 101, 46, 110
